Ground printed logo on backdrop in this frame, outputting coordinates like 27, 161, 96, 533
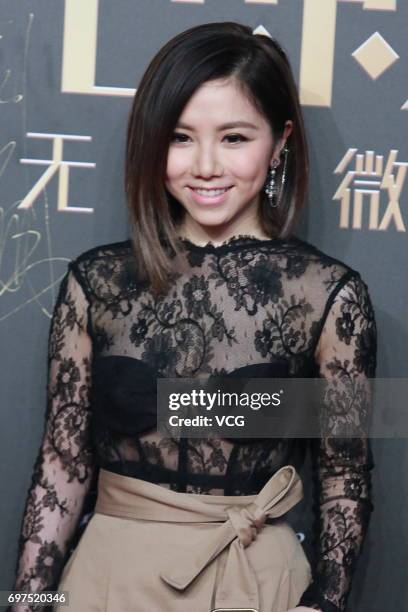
63, 0, 404, 109
16, 0, 404, 219
334, 149, 407, 232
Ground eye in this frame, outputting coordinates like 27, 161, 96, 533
170, 132, 190, 143
170, 132, 249, 144
224, 133, 248, 144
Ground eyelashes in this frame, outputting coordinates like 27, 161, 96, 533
225, 134, 248, 144
170, 132, 249, 144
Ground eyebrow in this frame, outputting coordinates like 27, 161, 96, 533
175, 121, 259, 131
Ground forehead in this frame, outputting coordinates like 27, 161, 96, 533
177, 78, 268, 128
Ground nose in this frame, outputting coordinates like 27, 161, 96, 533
193, 143, 223, 178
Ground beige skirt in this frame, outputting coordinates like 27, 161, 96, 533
55, 465, 312, 612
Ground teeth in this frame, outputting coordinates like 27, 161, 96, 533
194, 188, 229, 197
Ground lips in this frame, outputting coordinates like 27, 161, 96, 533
187, 185, 233, 205
189, 186, 233, 190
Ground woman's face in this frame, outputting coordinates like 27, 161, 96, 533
165, 77, 292, 240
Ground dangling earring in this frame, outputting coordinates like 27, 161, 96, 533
264, 146, 289, 208
264, 159, 280, 208
280, 145, 289, 195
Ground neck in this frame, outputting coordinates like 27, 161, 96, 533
176, 217, 270, 247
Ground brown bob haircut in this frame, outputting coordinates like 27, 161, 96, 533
125, 21, 309, 295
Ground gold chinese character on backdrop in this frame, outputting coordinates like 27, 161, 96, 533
333, 149, 406, 232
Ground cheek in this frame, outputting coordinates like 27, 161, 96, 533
165, 150, 186, 184
229, 147, 270, 182
232, 158, 268, 185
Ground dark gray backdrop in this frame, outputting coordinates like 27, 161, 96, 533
1, 1, 407, 610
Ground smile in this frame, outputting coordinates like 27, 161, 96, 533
192, 187, 231, 196
188, 186, 233, 205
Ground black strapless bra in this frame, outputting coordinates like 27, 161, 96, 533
90, 355, 294, 442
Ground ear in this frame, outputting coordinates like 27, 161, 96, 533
270, 120, 293, 166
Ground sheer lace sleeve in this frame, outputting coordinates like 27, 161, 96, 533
298, 271, 377, 612
11, 263, 96, 610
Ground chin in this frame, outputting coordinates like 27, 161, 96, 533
187, 210, 235, 228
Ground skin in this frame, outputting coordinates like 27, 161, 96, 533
165, 76, 293, 246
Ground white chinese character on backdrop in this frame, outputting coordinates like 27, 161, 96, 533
19, 132, 95, 213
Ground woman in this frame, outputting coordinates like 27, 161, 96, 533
11, 22, 376, 612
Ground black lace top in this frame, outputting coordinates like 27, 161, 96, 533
13, 234, 376, 612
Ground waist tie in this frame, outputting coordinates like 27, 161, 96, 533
95, 465, 304, 611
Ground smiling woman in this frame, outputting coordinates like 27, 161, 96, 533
124, 21, 308, 296
165, 78, 292, 242
11, 21, 376, 612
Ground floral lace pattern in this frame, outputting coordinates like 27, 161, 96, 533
12, 235, 377, 612
12, 270, 96, 611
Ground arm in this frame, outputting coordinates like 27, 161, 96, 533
11, 263, 96, 611
297, 271, 377, 612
